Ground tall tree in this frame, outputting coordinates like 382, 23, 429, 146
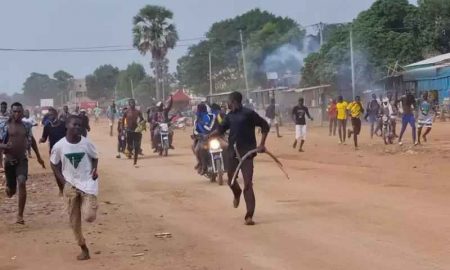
85, 65, 119, 100
22, 72, 59, 105
116, 62, 146, 99
417, 0, 450, 55
53, 70, 73, 104
132, 5, 178, 101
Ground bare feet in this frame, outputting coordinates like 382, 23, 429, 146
298, 148, 304, 152
233, 192, 241, 208
292, 140, 297, 149
245, 217, 255, 226
77, 246, 90, 261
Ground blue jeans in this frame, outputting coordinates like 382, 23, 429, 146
399, 113, 416, 143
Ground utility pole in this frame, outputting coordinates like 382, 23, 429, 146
130, 78, 135, 99
350, 28, 356, 100
209, 51, 213, 96
239, 29, 250, 99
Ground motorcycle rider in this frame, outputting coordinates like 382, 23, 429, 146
193, 103, 215, 174
152, 95, 174, 151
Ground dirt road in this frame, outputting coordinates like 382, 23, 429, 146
1, 120, 449, 270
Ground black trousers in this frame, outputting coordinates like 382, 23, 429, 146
227, 156, 255, 219
126, 131, 142, 155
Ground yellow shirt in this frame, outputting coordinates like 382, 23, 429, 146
336, 101, 348, 120
347, 101, 363, 118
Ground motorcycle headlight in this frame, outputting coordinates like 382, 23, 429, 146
209, 139, 221, 150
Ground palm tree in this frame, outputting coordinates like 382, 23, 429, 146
133, 5, 178, 101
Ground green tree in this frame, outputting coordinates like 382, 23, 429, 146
133, 5, 178, 101
53, 70, 73, 103
85, 65, 119, 100
417, 0, 450, 55
22, 72, 59, 105
116, 62, 146, 99
177, 9, 304, 95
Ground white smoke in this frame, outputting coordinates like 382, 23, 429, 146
262, 35, 320, 74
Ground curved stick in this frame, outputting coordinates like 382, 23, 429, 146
231, 148, 289, 186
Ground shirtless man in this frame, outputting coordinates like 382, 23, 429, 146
0, 102, 45, 224
122, 99, 144, 166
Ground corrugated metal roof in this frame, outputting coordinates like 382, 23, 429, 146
405, 53, 450, 68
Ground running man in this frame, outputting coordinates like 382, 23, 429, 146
365, 94, 380, 139
398, 90, 416, 145
416, 92, 435, 145
209, 91, 269, 226
107, 101, 117, 137
265, 99, 282, 138
116, 107, 128, 159
122, 99, 144, 166
50, 115, 99, 260
347, 96, 365, 149
79, 109, 90, 137
336, 96, 348, 144
327, 98, 337, 136
40, 107, 67, 193
292, 98, 313, 152
0, 102, 45, 224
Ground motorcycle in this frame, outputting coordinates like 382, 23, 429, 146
156, 123, 170, 156
206, 138, 225, 185
382, 115, 394, 144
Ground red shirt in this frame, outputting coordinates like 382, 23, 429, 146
327, 103, 337, 118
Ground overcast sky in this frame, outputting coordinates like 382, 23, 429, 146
0, 0, 398, 94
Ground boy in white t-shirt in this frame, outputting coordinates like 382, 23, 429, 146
50, 115, 99, 261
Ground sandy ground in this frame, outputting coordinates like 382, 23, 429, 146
0, 119, 449, 270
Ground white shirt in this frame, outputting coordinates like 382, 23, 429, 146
50, 136, 99, 195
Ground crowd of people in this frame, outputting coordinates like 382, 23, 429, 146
0, 89, 438, 261
326, 91, 436, 149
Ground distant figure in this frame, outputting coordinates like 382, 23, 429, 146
336, 96, 348, 144
365, 94, 380, 139
327, 98, 337, 136
347, 96, 364, 150
107, 101, 117, 137
122, 99, 144, 166
59, 105, 70, 122
292, 98, 313, 152
398, 90, 416, 145
243, 99, 254, 111
416, 92, 434, 145
0, 101, 8, 172
265, 99, 282, 138
93, 106, 101, 122
74, 106, 80, 116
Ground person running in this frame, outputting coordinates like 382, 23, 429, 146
79, 109, 90, 137
416, 92, 435, 145
292, 98, 313, 152
0, 102, 45, 224
59, 105, 71, 122
347, 96, 365, 150
265, 99, 282, 138
365, 94, 380, 139
0, 101, 10, 172
209, 91, 269, 226
22, 109, 38, 158
107, 101, 117, 137
398, 90, 416, 145
122, 99, 144, 166
93, 106, 101, 122
50, 115, 99, 261
116, 107, 128, 159
327, 98, 337, 136
40, 107, 67, 193
336, 96, 348, 144
387, 91, 399, 137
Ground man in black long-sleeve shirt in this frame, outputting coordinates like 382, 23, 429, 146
210, 91, 270, 226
